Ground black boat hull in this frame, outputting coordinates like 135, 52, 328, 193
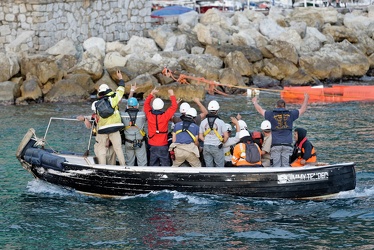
17, 128, 356, 199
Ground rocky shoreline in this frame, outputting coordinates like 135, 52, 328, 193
1, 6, 374, 105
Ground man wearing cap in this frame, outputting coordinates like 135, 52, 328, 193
92, 70, 126, 166
170, 107, 201, 167
260, 120, 272, 167
252, 94, 309, 167
144, 88, 178, 166
199, 100, 229, 167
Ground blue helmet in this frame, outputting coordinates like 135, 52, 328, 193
128, 97, 139, 107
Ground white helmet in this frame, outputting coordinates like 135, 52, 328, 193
225, 123, 232, 132
208, 100, 220, 111
261, 120, 271, 130
98, 84, 109, 93
239, 130, 250, 139
179, 102, 190, 113
186, 107, 197, 118
152, 98, 164, 110
238, 120, 247, 130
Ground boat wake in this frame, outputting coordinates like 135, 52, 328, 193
26, 179, 75, 197
335, 186, 374, 199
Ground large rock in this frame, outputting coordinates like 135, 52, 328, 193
17, 74, 43, 104
0, 52, 20, 82
199, 8, 233, 32
104, 52, 129, 69
262, 58, 299, 80
0, 81, 19, 105
178, 11, 199, 27
46, 38, 77, 56
148, 25, 187, 51
143, 82, 206, 102
69, 46, 104, 81
44, 79, 90, 103
20, 54, 62, 84
218, 68, 246, 94
179, 54, 223, 81
266, 40, 299, 65
83, 37, 106, 57
123, 35, 159, 54
298, 40, 369, 80
343, 12, 374, 36
224, 51, 254, 76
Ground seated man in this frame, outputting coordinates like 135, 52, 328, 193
231, 130, 262, 167
290, 127, 317, 167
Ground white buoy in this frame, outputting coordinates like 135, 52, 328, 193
247, 89, 260, 97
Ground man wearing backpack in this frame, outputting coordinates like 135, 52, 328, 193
199, 100, 228, 167
231, 130, 262, 167
92, 70, 126, 166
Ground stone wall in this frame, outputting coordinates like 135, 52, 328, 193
0, 0, 152, 53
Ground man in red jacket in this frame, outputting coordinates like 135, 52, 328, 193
144, 88, 177, 166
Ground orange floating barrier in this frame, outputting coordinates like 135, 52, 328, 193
281, 85, 374, 103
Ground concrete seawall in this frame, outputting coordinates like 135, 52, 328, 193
0, 0, 152, 53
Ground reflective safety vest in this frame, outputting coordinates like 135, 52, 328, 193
175, 120, 197, 142
291, 146, 317, 167
231, 142, 262, 166
123, 108, 146, 137
203, 114, 223, 142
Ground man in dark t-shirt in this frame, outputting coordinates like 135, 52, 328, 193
252, 94, 309, 167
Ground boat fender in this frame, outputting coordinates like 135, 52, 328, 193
24, 148, 66, 171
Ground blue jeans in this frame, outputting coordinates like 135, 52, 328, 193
149, 145, 170, 166
203, 144, 224, 167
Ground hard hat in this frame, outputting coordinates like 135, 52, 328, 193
261, 120, 271, 130
91, 101, 97, 111
238, 120, 247, 130
179, 102, 190, 113
127, 97, 139, 107
225, 123, 232, 132
98, 84, 110, 93
152, 98, 164, 110
186, 107, 197, 118
208, 100, 220, 111
239, 130, 250, 139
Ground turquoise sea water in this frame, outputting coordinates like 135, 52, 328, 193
1, 92, 373, 249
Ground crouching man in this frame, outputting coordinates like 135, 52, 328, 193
169, 108, 201, 167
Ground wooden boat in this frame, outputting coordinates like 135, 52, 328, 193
281, 85, 374, 103
16, 118, 356, 199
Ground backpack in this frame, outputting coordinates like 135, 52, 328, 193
95, 97, 115, 118
245, 142, 261, 163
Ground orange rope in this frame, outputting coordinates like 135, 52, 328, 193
161, 67, 265, 95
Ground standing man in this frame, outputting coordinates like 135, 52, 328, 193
93, 70, 126, 166
252, 93, 309, 167
122, 96, 147, 166
144, 88, 178, 166
199, 100, 228, 167
260, 120, 272, 167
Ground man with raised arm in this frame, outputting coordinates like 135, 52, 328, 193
252, 93, 309, 167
